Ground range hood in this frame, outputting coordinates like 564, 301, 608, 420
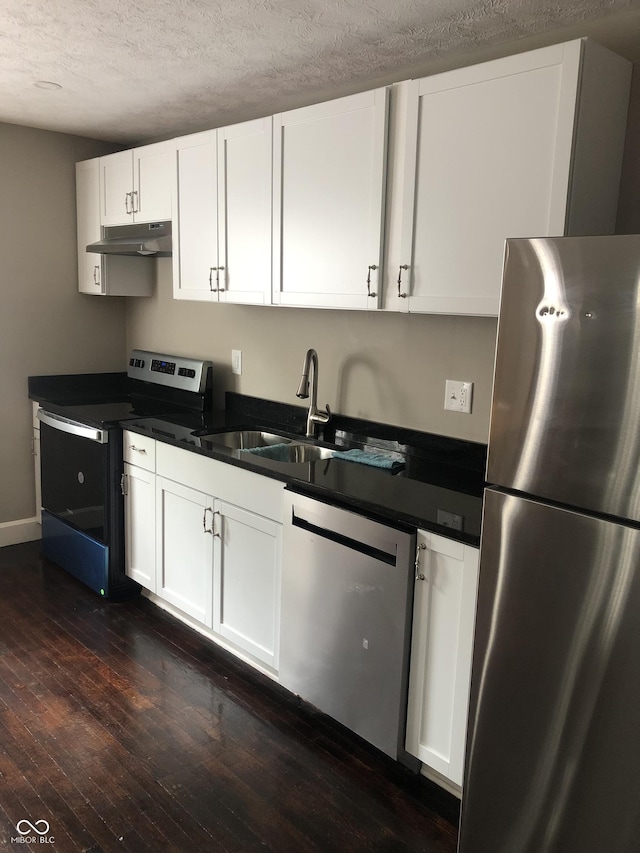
86, 221, 172, 257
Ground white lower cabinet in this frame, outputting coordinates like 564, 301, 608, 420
124, 439, 480, 767
405, 530, 480, 791
123, 462, 156, 593
124, 438, 284, 672
214, 501, 281, 668
156, 476, 214, 624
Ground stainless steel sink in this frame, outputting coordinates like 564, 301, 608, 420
282, 444, 334, 463
195, 429, 335, 464
197, 430, 293, 450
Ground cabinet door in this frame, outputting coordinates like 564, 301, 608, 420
124, 463, 156, 592
218, 117, 272, 305
133, 140, 175, 223
76, 158, 104, 293
213, 501, 281, 668
173, 131, 218, 301
100, 150, 134, 226
399, 42, 583, 316
405, 532, 479, 789
273, 88, 388, 309
155, 476, 214, 625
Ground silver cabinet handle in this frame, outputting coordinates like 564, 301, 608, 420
398, 265, 409, 298
367, 264, 378, 298
93, 265, 100, 285
120, 473, 128, 496
132, 190, 139, 214
203, 508, 222, 537
125, 192, 132, 215
129, 445, 147, 454
209, 267, 225, 292
415, 542, 427, 581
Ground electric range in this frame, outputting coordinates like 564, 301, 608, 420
36, 350, 212, 599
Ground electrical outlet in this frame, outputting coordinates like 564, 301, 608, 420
444, 380, 473, 414
232, 349, 242, 376
437, 509, 464, 532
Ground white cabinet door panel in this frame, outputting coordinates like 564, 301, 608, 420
124, 463, 156, 593
219, 117, 272, 304
134, 140, 175, 223
273, 88, 388, 309
406, 532, 479, 789
174, 131, 218, 300
402, 47, 577, 316
397, 39, 630, 316
100, 150, 133, 226
76, 158, 104, 293
214, 502, 281, 668
156, 477, 213, 626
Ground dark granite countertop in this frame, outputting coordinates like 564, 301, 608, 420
29, 373, 486, 545
125, 393, 486, 546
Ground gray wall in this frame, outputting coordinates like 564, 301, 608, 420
0, 123, 126, 524
126, 263, 497, 443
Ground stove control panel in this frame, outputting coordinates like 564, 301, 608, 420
151, 358, 176, 375
127, 350, 212, 394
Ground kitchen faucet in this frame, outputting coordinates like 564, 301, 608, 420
296, 348, 331, 438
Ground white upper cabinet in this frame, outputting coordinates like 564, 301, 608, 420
173, 131, 218, 300
386, 39, 631, 316
100, 140, 175, 226
173, 117, 272, 304
272, 88, 389, 310
76, 158, 103, 294
76, 157, 154, 296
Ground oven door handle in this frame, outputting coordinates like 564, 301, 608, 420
37, 409, 109, 444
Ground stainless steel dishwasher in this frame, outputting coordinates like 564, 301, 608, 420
280, 489, 416, 760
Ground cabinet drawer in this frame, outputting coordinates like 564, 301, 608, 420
123, 431, 156, 471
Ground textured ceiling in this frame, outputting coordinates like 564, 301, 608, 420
1, 0, 639, 144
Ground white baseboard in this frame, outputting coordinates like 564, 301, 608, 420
0, 517, 41, 548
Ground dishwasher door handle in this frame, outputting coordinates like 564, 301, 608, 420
291, 510, 398, 567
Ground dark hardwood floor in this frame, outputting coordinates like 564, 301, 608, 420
0, 541, 459, 852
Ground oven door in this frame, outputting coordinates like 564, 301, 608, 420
36, 408, 132, 598
38, 411, 109, 542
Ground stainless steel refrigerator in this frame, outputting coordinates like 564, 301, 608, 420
458, 235, 640, 853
